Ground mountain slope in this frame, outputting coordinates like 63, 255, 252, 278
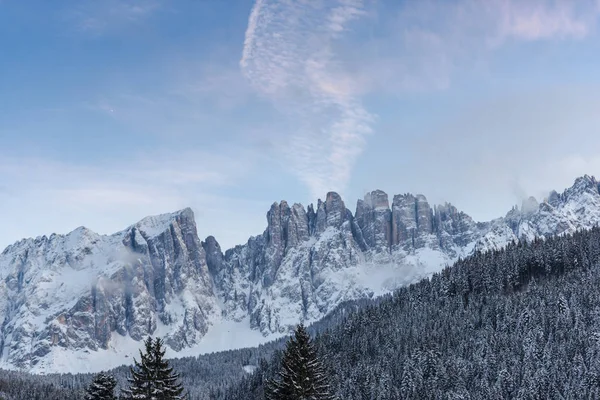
222, 226, 600, 400
1, 175, 599, 372
0, 208, 219, 371
207, 175, 600, 337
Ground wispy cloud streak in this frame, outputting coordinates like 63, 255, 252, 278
494, 0, 595, 41
241, 0, 373, 198
352, 0, 600, 94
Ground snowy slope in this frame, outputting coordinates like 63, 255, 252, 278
205, 176, 600, 337
1, 175, 599, 373
0, 208, 220, 371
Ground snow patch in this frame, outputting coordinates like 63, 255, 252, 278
24, 320, 280, 374
242, 365, 257, 374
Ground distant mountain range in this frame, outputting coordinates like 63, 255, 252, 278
1, 175, 599, 373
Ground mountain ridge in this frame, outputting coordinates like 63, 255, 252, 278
0, 175, 599, 373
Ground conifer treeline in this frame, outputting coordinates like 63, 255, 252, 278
265, 324, 335, 400
0, 299, 364, 399
84, 337, 186, 400
4, 227, 600, 399
223, 227, 600, 399
84, 372, 117, 400
120, 337, 185, 399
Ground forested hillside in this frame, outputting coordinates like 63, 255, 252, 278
3, 227, 600, 399
0, 299, 367, 399
223, 227, 600, 399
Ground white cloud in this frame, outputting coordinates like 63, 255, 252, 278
241, 0, 373, 199
350, 0, 600, 94
238, 0, 600, 203
495, 0, 593, 41
7, 0, 598, 254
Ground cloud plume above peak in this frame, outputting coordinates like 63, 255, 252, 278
241, 0, 373, 199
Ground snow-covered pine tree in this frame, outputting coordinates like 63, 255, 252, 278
151, 337, 185, 399
265, 324, 335, 400
121, 337, 155, 400
84, 372, 117, 400
121, 336, 186, 400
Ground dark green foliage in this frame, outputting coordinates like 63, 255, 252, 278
11, 226, 600, 399
0, 298, 364, 400
84, 372, 117, 400
121, 337, 155, 400
151, 337, 186, 399
265, 324, 335, 400
121, 337, 186, 400
0, 370, 84, 399
224, 227, 600, 399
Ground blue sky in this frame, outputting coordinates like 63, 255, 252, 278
1, 0, 600, 250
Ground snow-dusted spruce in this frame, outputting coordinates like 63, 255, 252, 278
121, 337, 186, 400
265, 324, 335, 400
8, 224, 600, 398
84, 372, 117, 400
0, 369, 82, 399
226, 226, 600, 399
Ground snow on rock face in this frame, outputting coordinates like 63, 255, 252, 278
355, 191, 392, 253
481, 175, 600, 250
1, 176, 600, 373
205, 176, 600, 338
0, 208, 218, 370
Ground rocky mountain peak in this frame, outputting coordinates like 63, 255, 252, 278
363, 190, 390, 210
389, 193, 434, 248
520, 196, 539, 215
0, 206, 220, 371
69, 225, 95, 236
202, 235, 221, 251
202, 235, 224, 277
130, 207, 196, 239
355, 190, 392, 252
539, 175, 600, 213
3, 175, 600, 373
564, 174, 599, 199
547, 190, 561, 206
314, 192, 350, 233
265, 200, 310, 252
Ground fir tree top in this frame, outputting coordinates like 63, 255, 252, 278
84, 371, 117, 400
266, 324, 336, 400
121, 336, 186, 400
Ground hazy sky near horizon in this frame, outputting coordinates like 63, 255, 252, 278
1, 0, 600, 250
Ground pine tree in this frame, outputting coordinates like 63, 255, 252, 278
84, 372, 117, 400
121, 337, 154, 400
265, 324, 335, 400
121, 336, 186, 400
151, 338, 185, 399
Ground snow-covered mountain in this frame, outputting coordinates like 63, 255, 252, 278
1, 175, 599, 373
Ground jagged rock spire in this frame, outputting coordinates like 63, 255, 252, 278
2, 175, 600, 373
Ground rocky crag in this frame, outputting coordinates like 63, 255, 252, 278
1, 175, 599, 371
